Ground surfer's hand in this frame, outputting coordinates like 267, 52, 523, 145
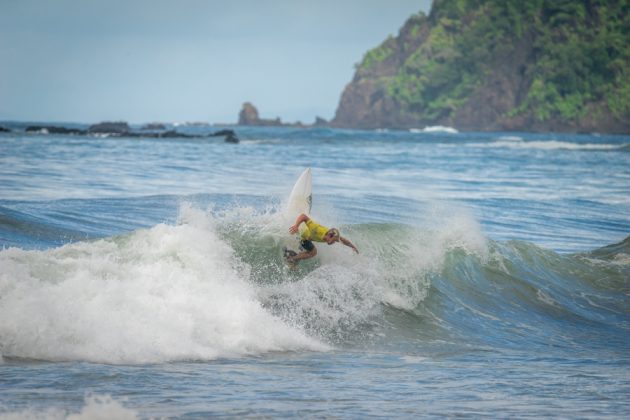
340, 236, 359, 254
289, 224, 299, 234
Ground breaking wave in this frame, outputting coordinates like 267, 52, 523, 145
472, 138, 627, 151
0, 394, 137, 420
0, 203, 627, 363
410, 126, 459, 134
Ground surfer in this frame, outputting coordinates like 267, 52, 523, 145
285, 213, 359, 263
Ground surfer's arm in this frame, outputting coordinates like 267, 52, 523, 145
340, 236, 359, 254
289, 213, 310, 234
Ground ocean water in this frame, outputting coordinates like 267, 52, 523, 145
0, 125, 629, 418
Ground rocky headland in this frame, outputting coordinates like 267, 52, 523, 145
331, 0, 630, 133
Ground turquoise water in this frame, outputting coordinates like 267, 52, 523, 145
1, 125, 629, 418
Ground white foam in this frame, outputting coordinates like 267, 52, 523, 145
70, 395, 137, 420
0, 394, 136, 420
536, 289, 557, 306
410, 126, 459, 134
612, 253, 630, 266
401, 355, 429, 363
498, 135, 523, 141
240, 139, 282, 145
384, 203, 487, 309
473, 139, 622, 151
0, 204, 324, 364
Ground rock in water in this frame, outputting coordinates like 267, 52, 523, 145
88, 121, 130, 134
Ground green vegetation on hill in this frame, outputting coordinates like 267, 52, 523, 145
360, 36, 395, 70
356, 0, 630, 126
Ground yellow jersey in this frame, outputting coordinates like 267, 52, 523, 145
299, 219, 329, 242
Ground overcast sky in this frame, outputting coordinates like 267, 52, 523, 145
0, 0, 432, 124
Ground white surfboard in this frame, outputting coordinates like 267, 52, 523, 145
285, 168, 312, 219
283, 168, 312, 260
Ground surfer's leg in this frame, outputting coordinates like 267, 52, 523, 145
292, 248, 317, 262
289, 240, 317, 262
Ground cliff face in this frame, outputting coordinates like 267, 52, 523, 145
332, 0, 630, 133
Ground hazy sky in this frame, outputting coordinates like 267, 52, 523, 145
0, 0, 432, 124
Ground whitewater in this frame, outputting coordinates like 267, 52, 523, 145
0, 125, 629, 418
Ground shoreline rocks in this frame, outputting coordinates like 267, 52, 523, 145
141, 123, 167, 131
16, 121, 242, 142
25, 125, 86, 135
209, 129, 239, 143
88, 121, 130, 135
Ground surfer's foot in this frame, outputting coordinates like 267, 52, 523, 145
283, 247, 298, 268
283, 247, 297, 259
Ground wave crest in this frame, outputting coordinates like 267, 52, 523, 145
2, 202, 626, 362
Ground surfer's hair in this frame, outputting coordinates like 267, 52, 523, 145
327, 228, 340, 240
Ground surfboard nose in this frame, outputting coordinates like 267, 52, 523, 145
286, 168, 312, 218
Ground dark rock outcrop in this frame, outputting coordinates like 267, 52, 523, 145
237, 102, 305, 127
148, 130, 193, 139
209, 129, 239, 143
88, 121, 130, 134
25, 125, 87, 135
238, 102, 260, 125
0, 126, 11, 133
23, 122, 198, 139
141, 123, 167, 130
313, 116, 328, 127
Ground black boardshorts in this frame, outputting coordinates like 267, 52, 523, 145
300, 239, 315, 252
